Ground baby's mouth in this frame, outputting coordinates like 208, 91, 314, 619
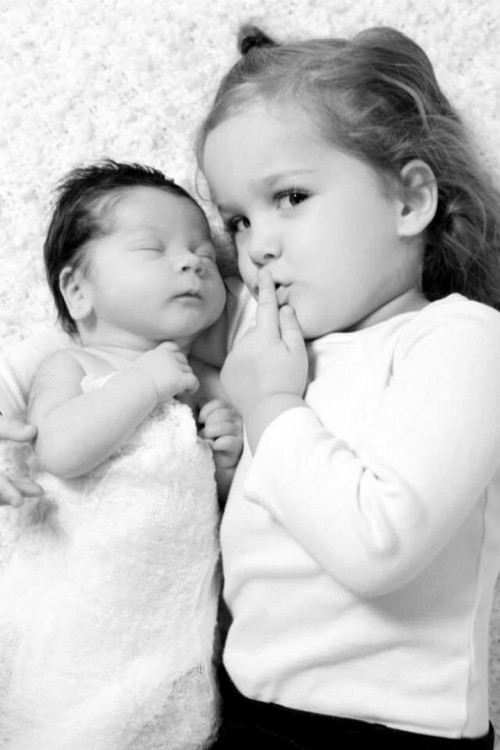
176, 289, 202, 299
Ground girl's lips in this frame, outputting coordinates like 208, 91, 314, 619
275, 284, 290, 307
251, 281, 290, 306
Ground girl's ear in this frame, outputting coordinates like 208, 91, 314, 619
397, 159, 438, 238
59, 265, 93, 322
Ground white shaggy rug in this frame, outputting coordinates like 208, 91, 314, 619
1, 0, 499, 742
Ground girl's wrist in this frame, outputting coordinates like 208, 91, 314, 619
243, 392, 305, 453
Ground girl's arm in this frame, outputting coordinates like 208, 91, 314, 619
29, 344, 198, 479
222, 275, 500, 596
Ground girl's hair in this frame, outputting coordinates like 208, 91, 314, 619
44, 159, 202, 335
197, 25, 500, 308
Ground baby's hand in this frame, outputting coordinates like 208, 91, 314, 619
135, 343, 199, 401
0, 415, 43, 507
198, 399, 243, 470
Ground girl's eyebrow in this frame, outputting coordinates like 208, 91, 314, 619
252, 168, 317, 190
216, 169, 317, 213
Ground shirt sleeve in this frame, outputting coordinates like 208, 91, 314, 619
244, 302, 500, 596
0, 330, 69, 418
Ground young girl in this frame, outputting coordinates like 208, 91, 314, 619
197, 25, 500, 749
0, 160, 242, 750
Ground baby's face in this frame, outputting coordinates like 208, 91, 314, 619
84, 187, 226, 350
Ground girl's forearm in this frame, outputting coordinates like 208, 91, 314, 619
34, 368, 158, 479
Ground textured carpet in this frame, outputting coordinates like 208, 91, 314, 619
1, 0, 499, 743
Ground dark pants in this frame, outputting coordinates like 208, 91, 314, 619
211, 671, 495, 749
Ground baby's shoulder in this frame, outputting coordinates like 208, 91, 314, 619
37, 346, 114, 383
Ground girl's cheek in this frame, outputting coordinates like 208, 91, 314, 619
237, 255, 256, 293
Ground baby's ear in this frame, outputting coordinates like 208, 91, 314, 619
59, 265, 93, 322
397, 159, 438, 238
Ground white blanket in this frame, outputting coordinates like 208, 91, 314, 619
0, 0, 499, 741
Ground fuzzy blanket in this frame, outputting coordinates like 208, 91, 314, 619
1, 0, 499, 742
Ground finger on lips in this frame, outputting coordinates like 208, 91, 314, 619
256, 268, 280, 334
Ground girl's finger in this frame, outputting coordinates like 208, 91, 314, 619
279, 305, 306, 354
256, 268, 280, 338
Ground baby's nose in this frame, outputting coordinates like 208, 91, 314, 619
179, 251, 203, 275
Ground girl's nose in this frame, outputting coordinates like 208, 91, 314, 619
247, 226, 282, 267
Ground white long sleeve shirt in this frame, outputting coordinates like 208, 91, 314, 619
221, 294, 500, 739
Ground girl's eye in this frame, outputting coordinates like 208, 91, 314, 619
276, 190, 309, 209
226, 216, 250, 235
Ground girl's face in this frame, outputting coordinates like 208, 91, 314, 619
81, 187, 226, 350
202, 101, 425, 338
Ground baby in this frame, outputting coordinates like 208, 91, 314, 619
0, 160, 242, 750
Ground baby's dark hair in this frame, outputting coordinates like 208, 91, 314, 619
197, 25, 500, 308
44, 159, 202, 335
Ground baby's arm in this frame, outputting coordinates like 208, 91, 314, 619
29, 344, 198, 479
0, 416, 43, 506
0, 328, 69, 420
0, 332, 67, 505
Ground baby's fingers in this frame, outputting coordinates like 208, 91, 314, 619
14, 477, 44, 498
212, 435, 242, 453
0, 474, 42, 507
199, 417, 241, 441
182, 372, 200, 395
198, 403, 242, 440
156, 341, 183, 354
198, 399, 236, 425
0, 416, 37, 443
211, 435, 244, 469
0, 475, 23, 507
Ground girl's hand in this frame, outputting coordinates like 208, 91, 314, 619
0, 416, 43, 507
221, 268, 308, 409
198, 398, 243, 470
221, 269, 308, 452
135, 342, 199, 401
